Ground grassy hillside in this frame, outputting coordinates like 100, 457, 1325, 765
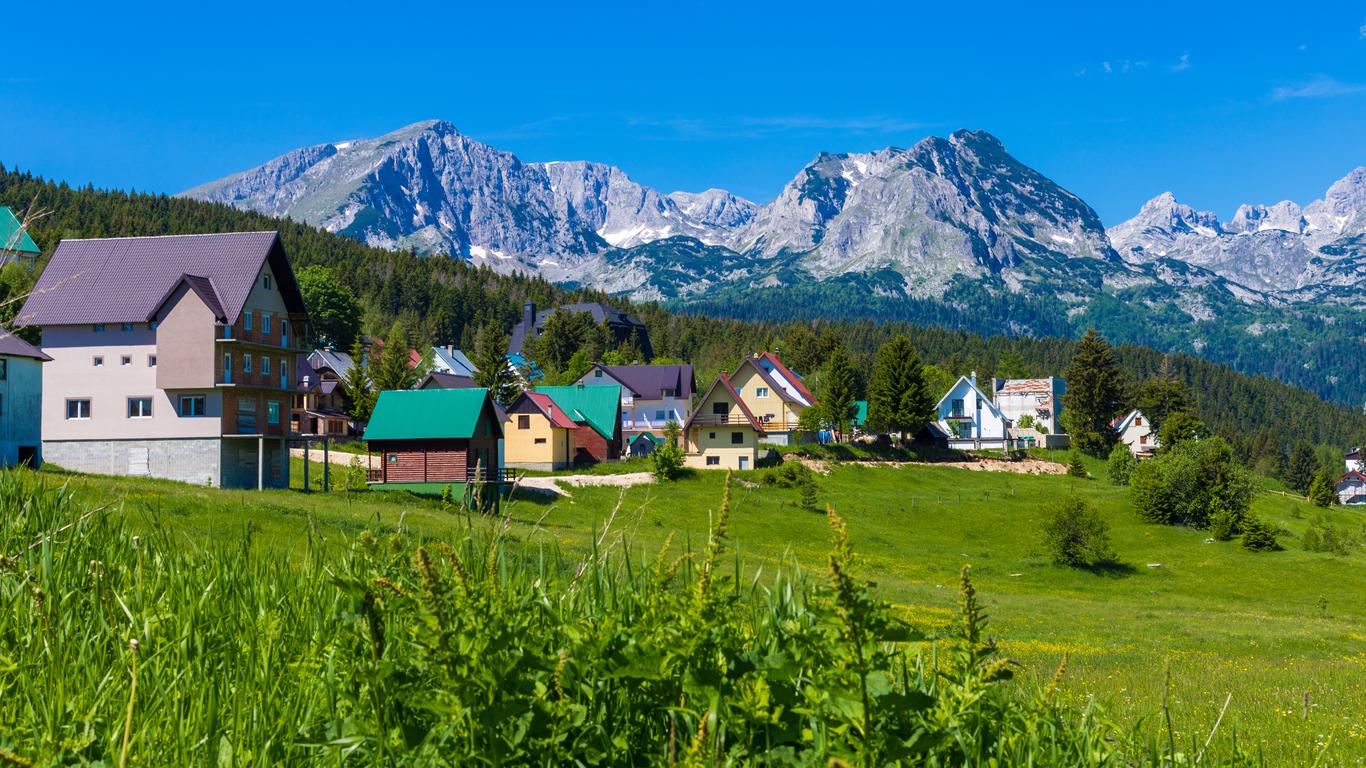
11, 457, 1363, 764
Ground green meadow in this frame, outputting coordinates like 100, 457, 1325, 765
5, 453, 1364, 764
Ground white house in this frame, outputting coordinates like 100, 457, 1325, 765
1113, 409, 1158, 457
0, 332, 51, 467
574, 363, 695, 439
432, 346, 477, 378
1345, 447, 1361, 474
1337, 471, 1366, 505
935, 373, 1011, 450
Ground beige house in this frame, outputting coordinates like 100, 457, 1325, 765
729, 352, 814, 445
1113, 409, 1158, 457
683, 373, 765, 470
17, 232, 307, 489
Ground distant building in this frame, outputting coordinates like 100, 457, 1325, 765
993, 377, 1066, 433
418, 371, 477, 390
509, 302, 653, 361
295, 348, 355, 436
1337, 471, 1366, 505
362, 388, 504, 502
935, 373, 1011, 450
1113, 409, 1158, 457
729, 352, 815, 446
627, 432, 661, 458
0, 331, 51, 466
504, 384, 623, 470
18, 232, 307, 489
0, 206, 40, 268
574, 362, 694, 438
1345, 447, 1361, 474
431, 346, 477, 378
683, 373, 765, 470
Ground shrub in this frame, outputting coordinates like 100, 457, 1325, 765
1207, 507, 1239, 541
1067, 452, 1088, 478
1040, 496, 1116, 568
1302, 515, 1353, 555
762, 460, 816, 488
651, 420, 686, 481
1240, 515, 1282, 551
1128, 437, 1252, 530
799, 472, 819, 512
1106, 444, 1136, 486
1307, 473, 1336, 508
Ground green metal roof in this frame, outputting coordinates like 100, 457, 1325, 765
363, 388, 494, 441
536, 384, 621, 441
0, 207, 39, 254
853, 400, 868, 427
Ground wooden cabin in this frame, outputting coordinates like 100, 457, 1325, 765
362, 388, 504, 501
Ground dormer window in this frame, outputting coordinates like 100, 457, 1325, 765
263, 274, 272, 290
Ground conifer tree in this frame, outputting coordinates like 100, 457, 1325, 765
819, 344, 858, 439
371, 321, 430, 392
1061, 329, 1126, 456
341, 338, 376, 424
471, 323, 518, 406
1308, 472, 1336, 508
866, 335, 935, 440
1285, 442, 1319, 495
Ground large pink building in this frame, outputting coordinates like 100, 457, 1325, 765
17, 232, 308, 488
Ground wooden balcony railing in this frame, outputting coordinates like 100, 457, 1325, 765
689, 414, 802, 431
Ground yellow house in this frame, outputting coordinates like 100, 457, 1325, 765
729, 352, 815, 445
503, 391, 578, 470
683, 373, 766, 470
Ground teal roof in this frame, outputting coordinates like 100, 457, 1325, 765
853, 400, 868, 427
0, 207, 39, 254
631, 432, 662, 445
536, 384, 621, 440
363, 388, 495, 441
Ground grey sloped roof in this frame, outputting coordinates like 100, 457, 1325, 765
17, 231, 304, 327
509, 302, 650, 357
0, 331, 50, 361
308, 348, 355, 378
591, 364, 694, 399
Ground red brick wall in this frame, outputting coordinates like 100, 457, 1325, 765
573, 427, 610, 464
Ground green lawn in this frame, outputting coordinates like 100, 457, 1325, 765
32, 455, 1366, 763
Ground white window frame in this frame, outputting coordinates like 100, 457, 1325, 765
127, 397, 153, 418
263, 274, 271, 290
244, 311, 253, 332
148, 355, 157, 367
755, 387, 769, 398
121, 355, 132, 366
93, 355, 104, 367
179, 395, 206, 417
262, 356, 271, 377
66, 398, 92, 420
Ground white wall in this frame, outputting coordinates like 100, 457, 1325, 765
41, 324, 223, 441
937, 378, 1008, 440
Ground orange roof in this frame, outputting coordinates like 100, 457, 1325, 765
527, 392, 579, 430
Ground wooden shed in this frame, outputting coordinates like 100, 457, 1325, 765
362, 388, 505, 499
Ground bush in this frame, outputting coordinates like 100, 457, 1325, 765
1040, 496, 1116, 568
1128, 438, 1252, 530
1308, 473, 1336, 508
1240, 515, 1282, 551
651, 420, 686, 481
1106, 444, 1136, 486
1302, 515, 1354, 555
1067, 452, 1088, 478
762, 460, 816, 488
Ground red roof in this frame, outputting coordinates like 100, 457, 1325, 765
757, 352, 814, 403
1339, 470, 1366, 484
528, 392, 579, 429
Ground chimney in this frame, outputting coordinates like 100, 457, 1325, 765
523, 302, 536, 330
970, 371, 978, 387
446, 344, 454, 356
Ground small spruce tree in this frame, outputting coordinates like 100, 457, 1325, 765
1067, 452, 1088, 478
1106, 444, 1137, 486
1308, 472, 1336, 508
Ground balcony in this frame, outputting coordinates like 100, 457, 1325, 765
689, 414, 801, 431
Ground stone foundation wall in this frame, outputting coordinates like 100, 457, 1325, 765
44, 438, 222, 487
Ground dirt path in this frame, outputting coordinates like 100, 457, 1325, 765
793, 456, 1066, 476
290, 447, 376, 469
517, 472, 655, 497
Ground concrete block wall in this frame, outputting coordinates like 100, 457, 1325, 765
44, 438, 222, 486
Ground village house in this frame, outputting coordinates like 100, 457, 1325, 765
431, 345, 478, 378
1345, 447, 1361, 474
574, 362, 694, 438
18, 232, 307, 489
627, 432, 661, 458
0, 332, 51, 467
683, 373, 765, 470
1336, 471, 1366, 505
0, 206, 40, 268
993, 377, 1069, 448
362, 388, 504, 504
504, 384, 622, 470
294, 347, 355, 436
509, 302, 654, 361
1113, 409, 1158, 457
729, 352, 814, 445
935, 373, 1012, 450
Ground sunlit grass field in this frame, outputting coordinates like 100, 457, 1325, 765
36, 452, 1366, 763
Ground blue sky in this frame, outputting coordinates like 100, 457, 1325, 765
2, 1, 1364, 225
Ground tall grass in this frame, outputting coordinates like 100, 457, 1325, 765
0, 468, 1262, 765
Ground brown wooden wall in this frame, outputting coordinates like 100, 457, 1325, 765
374, 438, 503, 483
